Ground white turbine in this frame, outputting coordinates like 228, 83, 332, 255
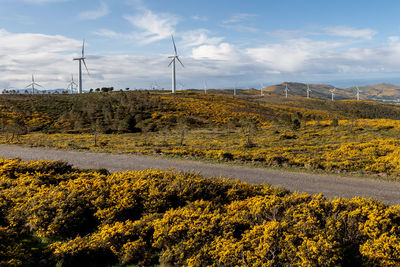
73, 40, 90, 94
67, 74, 78, 94
284, 83, 289, 98
204, 81, 208, 94
355, 85, 362, 101
168, 35, 184, 93
25, 74, 42, 94
260, 83, 264, 96
330, 88, 336, 101
306, 84, 312, 98
151, 81, 159, 90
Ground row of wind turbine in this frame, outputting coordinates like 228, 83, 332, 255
21, 41, 89, 95
282, 83, 363, 101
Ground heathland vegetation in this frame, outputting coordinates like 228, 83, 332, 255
1, 158, 400, 266
2, 91, 400, 177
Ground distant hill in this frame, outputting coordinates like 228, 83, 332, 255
344, 83, 400, 102
262, 82, 400, 103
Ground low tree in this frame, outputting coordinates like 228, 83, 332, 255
240, 118, 259, 148
292, 118, 301, 131
331, 118, 339, 128
176, 117, 189, 146
4, 116, 28, 142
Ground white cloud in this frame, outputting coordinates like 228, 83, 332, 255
221, 13, 259, 33
181, 29, 224, 47
94, 1, 178, 44
79, 2, 109, 20
192, 15, 208, 21
223, 13, 256, 24
4, 26, 400, 91
0, 29, 82, 88
324, 26, 377, 40
246, 38, 344, 72
191, 43, 239, 60
0, 29, 80, 54
124, 9, 178, 44
93, 29, 120, 39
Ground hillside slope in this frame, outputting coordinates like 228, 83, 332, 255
263, 82, 400, 102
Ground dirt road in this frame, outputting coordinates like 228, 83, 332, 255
0, 144, 399, 205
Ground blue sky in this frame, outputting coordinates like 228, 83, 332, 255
2, 0, 400, 90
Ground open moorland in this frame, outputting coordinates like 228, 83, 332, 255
1, 91, 400, 265
2, 90, 400, 178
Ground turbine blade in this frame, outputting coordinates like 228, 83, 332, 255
25, 84, 32, 88
168, 58, 174, 67
176, 56, 184, 67
82, 40, 85, 57
83, 59, 90, 75
35, 83, 43, 87
171, 35, 177, 55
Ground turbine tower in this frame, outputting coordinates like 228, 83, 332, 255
73, 40, 89, 94
204, 81, 207, 94
284, 83, 289, 98
25, 74, 42, 94
260, 83, 264, 96
67, 74, 78, 94
306, 84, 312, 98
168, 35, 184, 93
330, 88, 336, 101
355, 85, 361, 101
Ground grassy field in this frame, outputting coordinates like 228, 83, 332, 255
2, 91, 400, 178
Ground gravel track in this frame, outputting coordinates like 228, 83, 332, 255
0, 144, 399, 205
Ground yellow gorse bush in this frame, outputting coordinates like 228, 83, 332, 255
0, 158, 400, 266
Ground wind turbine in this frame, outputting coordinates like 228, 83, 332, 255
355, 85, 362, 101
203, 81, 208, 93
306, 84, 312, 98
260, 83, 264, 96
73, 40, 90, 94
67, 74, 78, 94
25, 74, 42, 94
151, 81, 159, 90
168, 35, 184, 93
330, 88, 336, 101
284, 83, 289, 98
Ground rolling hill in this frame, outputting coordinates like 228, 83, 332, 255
262, 82, 400, 103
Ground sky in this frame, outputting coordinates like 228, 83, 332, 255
2, 0, 400, 90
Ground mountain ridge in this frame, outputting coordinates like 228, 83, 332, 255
261, 82, 400, 102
